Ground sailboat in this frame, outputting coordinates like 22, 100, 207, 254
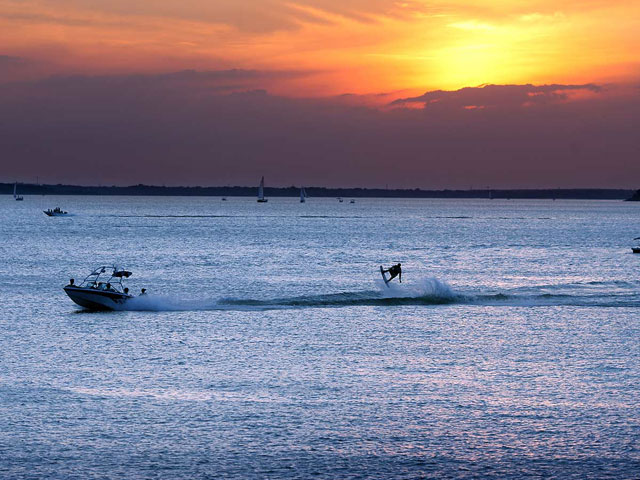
257, 176, 268, 202
13, 182, 24, 201
300, 187, 307, 203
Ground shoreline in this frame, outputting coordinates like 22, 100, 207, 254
2, 183, 635, 200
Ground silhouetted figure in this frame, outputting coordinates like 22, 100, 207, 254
383, 263, 402, 283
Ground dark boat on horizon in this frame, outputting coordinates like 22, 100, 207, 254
44, 207, 68, 216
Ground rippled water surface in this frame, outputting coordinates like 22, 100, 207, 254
1, 196, 639, 478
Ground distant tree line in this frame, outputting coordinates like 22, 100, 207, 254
1, 183, 635, 200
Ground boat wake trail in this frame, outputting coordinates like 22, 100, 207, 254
118, 278, 640, 312
378, 276, 456, 300
222, 277, 458, 309
121, 277, 458, 311
123, 295, 226, 312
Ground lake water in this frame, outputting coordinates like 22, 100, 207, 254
1, 196, 639, 479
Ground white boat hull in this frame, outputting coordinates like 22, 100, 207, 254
64, 286, 132, 310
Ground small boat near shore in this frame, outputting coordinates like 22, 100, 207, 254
64, 266, 146, 310
633, 237, 640, 254
44, 207, 68, 216
257, 176, 268, 202
13, 182, 23, 201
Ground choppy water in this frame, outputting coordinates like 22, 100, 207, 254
1, 196, 639, 479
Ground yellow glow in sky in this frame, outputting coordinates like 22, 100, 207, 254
1, 0, 639, 95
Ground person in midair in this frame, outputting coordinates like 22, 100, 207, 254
383, 263, 402, 283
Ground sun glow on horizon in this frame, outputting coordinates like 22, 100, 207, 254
0, 0, 639, 95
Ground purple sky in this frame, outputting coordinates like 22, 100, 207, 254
1, 70, 639, 188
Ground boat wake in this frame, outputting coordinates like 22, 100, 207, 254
378, 276, 455, 299
222, 278, 458, 309
121, 277, 457, 311
115, 278, 640, 312
123, 294, 226, 312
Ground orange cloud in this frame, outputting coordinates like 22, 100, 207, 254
0, 0, 639, 95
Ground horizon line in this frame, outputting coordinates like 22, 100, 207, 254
3, 183, 637, 201
3, 182, 638, 191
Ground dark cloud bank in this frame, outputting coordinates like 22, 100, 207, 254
1, 70, 638, 188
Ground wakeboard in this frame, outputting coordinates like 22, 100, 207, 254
380, 266, 390, 287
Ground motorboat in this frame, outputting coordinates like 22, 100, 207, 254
44, 207, 68, 216
64, 266, 146, 310
633, 237, 640, 254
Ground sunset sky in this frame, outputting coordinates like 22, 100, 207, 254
1, 0, 639, 187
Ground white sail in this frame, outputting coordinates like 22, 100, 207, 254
13, 182, 23, 200
257, 176, 267, 202
300, 187, 306, 203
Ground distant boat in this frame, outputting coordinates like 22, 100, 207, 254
300, 187, 307, 203
338, 197, 343, 203
13, 182, 23, 201
257, 176, 268, 203
633, 237, 640, 254
44, 207, 68, 216
350, 199, 355, 204
221, 197, 227, 201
